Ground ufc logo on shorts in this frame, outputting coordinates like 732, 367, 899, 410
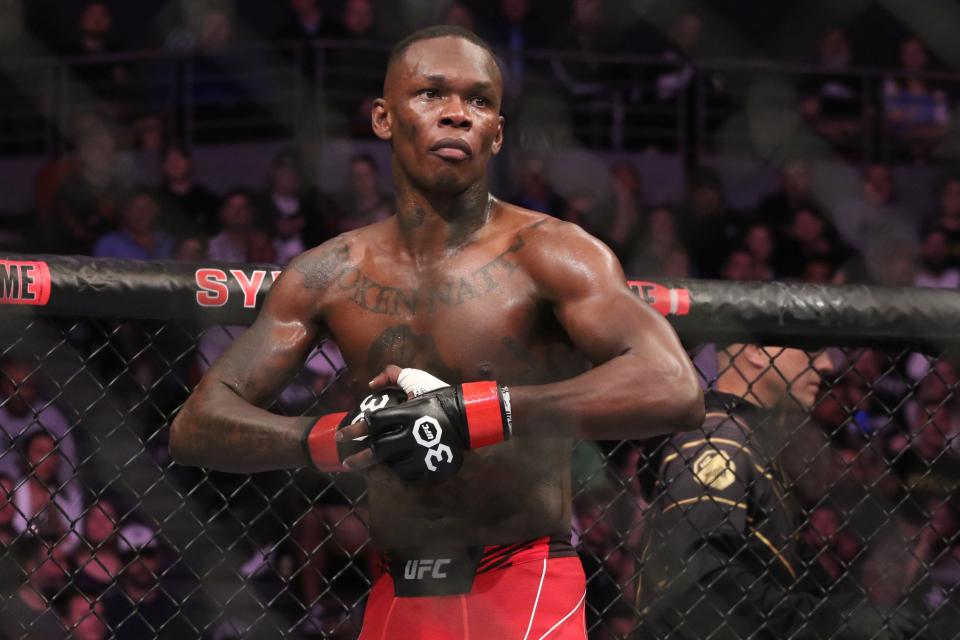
413, 416, 453, 471
403, 558, 451, 580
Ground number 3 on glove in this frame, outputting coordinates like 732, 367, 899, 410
366, 381, 512, 483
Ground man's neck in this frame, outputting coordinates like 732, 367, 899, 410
714, 376, 770, 409
393, 180, 493, 263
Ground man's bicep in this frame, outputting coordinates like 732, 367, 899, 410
205, 263, 322, 407
555, 282, 686, 366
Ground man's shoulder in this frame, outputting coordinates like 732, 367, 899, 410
497, 202, 617, 269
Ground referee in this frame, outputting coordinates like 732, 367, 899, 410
635, 344, 925, 639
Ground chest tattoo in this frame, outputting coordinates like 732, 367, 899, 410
367, 325, 461, 381
336, 234, 527, 316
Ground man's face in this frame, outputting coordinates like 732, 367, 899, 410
921, 230, 949, 269
941, 180, 960, 217
123, 194, 160, 235
162, 149, 190, 182
66, 597, 107, 640
81, 3, 110, 37
761, 347, 832, 410
350, 160, 378, 197
374, 37, 504, 195
220, 195, 253, 230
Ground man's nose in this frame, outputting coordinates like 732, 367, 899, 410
439, 96, 471, 129
812, 350, 834, 377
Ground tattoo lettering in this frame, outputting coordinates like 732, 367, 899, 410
336, 235, 528, 316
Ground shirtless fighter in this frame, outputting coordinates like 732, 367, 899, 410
170, 25, 703, 639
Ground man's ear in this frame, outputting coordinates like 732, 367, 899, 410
743, 345, 770, 370
371, 98, 392, 141
491, 115, 505, 155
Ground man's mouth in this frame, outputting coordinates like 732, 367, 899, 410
429, 138, 472, 161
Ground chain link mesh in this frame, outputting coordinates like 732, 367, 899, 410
0, 313, 956, 639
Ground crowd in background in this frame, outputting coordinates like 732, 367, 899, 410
0, 0, 959, 638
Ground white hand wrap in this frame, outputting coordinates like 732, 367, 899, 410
396, 368, 450, 397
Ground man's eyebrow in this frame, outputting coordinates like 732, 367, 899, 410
418, 75, 494, 93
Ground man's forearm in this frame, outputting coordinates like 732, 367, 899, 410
170, 381, 313, 473
508, 351, 703, 440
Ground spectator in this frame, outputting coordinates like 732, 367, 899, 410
892, 399, 960, 505
883, 37, 949, 163
48, 127, 129, 254
915, 227, 960, 288
324, 0, 388, 134
550, 0, 624, 146
510, 156, 565, 215
257, 150, 307, 266
12, 431, 85, 550
930, 175, 960, 266
0, 356, 78, 488
598, 160, 645, 264
61, 588, 109, 640
661, 247, 692, 278
653, 11, 703, 102
157, 145, 220, 237
834, 163, 909, 252
798, 506, 862, 590
742, 222, 776, 280
0, 473, 16, 546
756, 159, 818, 232
103, 523, 193, 639
800, 28, 865, 153
274, 0, 341, 44
0, 537, 70, 637
801, 254, 838, 284
174, 235, 206, 261
207, 190, 259, 263
70, 497, 123, 596
295, 503, 372, 613
781, 208, 844, 268
188, 6, 272, 135
442, 2, 476, 32
479, 0, 540, 96
274, 0, 342, 84
678, 167, 742, 277
573, 493, 635, 632
907, 498, 960, 627
625, 206, 681, 276
63, 1, 130, 101
93, 189, 177, 260
719, 247, 756, 281
329, 154, 391, 233
129, 114, 165, 153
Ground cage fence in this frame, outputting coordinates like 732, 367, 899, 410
0, 258, 957, 639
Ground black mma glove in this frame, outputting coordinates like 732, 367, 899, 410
302, 386, 407, 471
365, 374, 512, 483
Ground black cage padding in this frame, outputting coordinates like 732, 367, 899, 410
2, 255, 958, 349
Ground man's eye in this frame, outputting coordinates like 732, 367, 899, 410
471, 96, 488, 107
420, 89, 440, 99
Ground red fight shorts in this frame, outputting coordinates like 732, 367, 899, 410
360, 536, 587, 640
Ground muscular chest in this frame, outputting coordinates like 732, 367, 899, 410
323, 253, 581, 390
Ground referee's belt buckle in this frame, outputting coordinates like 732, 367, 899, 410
386, 546, 484, 597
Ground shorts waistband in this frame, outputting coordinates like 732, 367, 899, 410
380, 534, 575, 577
